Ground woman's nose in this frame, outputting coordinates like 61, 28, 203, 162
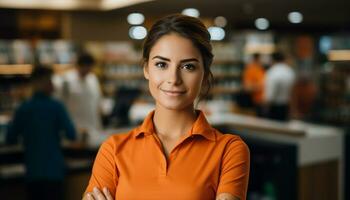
166, 65, 182, 85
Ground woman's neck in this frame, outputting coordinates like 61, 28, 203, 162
153, 104, 197, 140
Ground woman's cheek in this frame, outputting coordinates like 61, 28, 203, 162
149, 69, 163, 85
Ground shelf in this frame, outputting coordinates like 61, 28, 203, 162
0, 64, 32, 75
0, 64, 74, 76
328, 50, 350, 61
53, 64, 75, 74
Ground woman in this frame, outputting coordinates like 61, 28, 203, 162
84, 14, 250, 200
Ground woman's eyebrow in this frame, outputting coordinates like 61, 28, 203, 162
152, 56, 170, 61
152, 56, 199, 63
180, 58, 199, 63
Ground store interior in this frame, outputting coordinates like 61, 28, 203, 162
0, 0, 349, 200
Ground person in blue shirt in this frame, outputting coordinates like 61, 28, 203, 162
6, 65, 77, 200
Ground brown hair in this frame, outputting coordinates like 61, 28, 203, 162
142, 14, 214, 101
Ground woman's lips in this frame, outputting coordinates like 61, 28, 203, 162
161, 89, 186, 96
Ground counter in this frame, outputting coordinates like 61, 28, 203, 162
207, 112, 344, 200
207, 113, 344, 167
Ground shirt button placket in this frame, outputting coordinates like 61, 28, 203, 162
160, 156, 167, 177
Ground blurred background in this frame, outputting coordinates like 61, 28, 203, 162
0, 0, 349, 200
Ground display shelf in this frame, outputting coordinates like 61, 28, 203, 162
0, 64, 74, 76
0, 65, 32, 75
318, 60, 350, 126
52, 64, 74, 74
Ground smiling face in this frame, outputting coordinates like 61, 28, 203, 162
144, 33, 205, 111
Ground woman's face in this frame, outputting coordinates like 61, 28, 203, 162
144, 33, 205, 111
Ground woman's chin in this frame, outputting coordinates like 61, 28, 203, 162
157, 100, 193, 111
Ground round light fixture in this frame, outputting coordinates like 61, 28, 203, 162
127, 13, 145, 25
129, 26, 147, 40
181, 8, 200, 18
214, 16, 227, 27
208, 26, 225, 41
288, 11, 303, 24
255, 18, 269, 30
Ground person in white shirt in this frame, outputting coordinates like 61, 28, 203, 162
264, 52, 295, 121
53, 53, 102, 141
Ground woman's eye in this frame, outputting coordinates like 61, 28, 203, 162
155, 62, 167, 69
182, 63, 196, 71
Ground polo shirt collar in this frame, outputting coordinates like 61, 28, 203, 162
134, 110, 216, 142
134, 110, 156, 137
191, 110, 216, 141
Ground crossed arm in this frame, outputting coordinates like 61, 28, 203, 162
82, 188, 240, 200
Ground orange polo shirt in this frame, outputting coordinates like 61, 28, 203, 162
85, 110, 250, 200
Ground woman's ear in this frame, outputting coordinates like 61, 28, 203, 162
143, 62, 149, 80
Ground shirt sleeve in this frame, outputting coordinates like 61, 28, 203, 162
57, 102, 77, 141
85, 137, 118, 197
92, 74, 103, 107
217, 139, 250, 200
94, 74, 102, 99
243, 67, 254, 89
264, 71, 278, 103
52, 74, 64, 99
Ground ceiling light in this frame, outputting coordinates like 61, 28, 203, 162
208, 27, 225, 41
129, 26, 147, 40
181, 8, 200, 18
214, 16, 227, 27
255, 18, 269, 30
288, 12, 303, 24
127, 13, 145, 25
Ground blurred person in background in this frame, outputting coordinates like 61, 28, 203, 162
54, 52, 102, 142
264, 52, 295, 121
83, 14, 250, 200
243, 53, 265, 117
6, 66, 77, 200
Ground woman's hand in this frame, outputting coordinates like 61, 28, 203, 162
84, 187, 113, 200
216, 193, 240, 200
